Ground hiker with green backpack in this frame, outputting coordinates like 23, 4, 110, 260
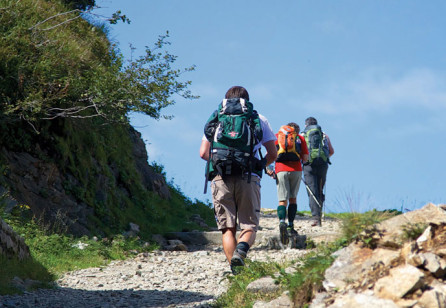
302, 117, 334, 227
199, 86, 277, 274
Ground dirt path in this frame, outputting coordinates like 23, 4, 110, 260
0, 211, 341, 308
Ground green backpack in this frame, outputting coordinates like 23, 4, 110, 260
203, 98, 263, 187
303, 124, 330, 165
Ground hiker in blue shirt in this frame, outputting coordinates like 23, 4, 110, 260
200, 86, 277, 274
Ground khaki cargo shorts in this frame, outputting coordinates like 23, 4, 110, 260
211, 175, 261, 231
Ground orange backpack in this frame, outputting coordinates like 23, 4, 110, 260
276, 125, 301, 162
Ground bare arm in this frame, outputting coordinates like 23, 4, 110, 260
199, 139, 210, 161
262, 140, 277, 165
326, 135, 334, 157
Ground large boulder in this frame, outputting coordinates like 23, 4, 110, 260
0, 217, 30, 260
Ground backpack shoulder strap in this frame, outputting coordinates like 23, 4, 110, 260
204, 109, 219, 141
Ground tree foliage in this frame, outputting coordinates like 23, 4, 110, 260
62, 0, 95, 10
0, 0, 197, 127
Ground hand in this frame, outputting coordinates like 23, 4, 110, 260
269, 171, 277, 179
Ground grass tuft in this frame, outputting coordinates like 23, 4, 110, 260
214, 260, 280, 308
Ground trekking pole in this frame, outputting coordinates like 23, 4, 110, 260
319, 179, 324, 221
203, 143, 213, 194
301, 177, 323, 213
322, 179, 327, 221
203, 160, 209, 194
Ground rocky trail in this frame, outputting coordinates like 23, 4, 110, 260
0, 210, 342, 308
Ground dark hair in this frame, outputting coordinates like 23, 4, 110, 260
287, 122, 300, 133
305, 117, 317, 126
225, 86, 249, 101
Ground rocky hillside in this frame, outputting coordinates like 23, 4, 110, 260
311, 203, 446, 308
0, 124, 170, 238
1, 0, 202, 247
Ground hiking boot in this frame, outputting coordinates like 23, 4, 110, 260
311, 217, 322, 227
287, 227, 298, 238
230, 250, 246, 275
279, 222, 289, 245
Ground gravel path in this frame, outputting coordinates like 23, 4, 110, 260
0, 211, 341, 308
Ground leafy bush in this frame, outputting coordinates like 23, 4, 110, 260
0, 0, 204, 238
0, 0, 196, 125
62, 0, 95, 10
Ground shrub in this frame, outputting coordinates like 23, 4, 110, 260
0, 0, 196, 125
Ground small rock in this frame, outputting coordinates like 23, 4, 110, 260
246, 276, 279, 294
253, 291, 293, 307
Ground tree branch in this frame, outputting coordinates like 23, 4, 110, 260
42, 103, 103, 120
20, 115, 39, 134
28, 9, 83, 30
40, 15, 82, 31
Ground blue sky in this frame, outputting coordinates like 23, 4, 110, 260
94, 1, 446, 213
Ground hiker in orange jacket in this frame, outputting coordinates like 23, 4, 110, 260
267, 122, 309, 245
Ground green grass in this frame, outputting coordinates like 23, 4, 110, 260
0, 213, 157, 295
401, 222, 428, 242
0, 217, 209, 296
277, 239, 348, 307
336, 209, 399, 248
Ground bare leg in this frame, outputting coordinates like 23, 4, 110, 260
238, 229, 256, 246
222, 227, 237, 263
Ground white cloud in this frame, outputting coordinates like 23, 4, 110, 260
302, 68, 446, 115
